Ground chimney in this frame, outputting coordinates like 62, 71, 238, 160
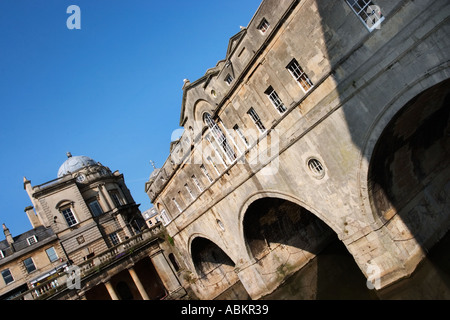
2, 224, 14, 247
25, 206, 42, 229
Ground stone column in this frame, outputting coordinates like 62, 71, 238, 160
98, 184, 114, 211
128, 267, 150, 300
104, 280, 119, 300
150, 251, 182, 294
97, 185, 111, 212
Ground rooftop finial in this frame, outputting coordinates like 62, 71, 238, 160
66, 152, 72, 158
150, 160, 157, 170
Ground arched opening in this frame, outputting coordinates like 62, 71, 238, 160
190, 237, 249, 299
169, 253, 180, 272
368, 78, 450, 298
116, 281, 134, 300
244, 197, 378, 299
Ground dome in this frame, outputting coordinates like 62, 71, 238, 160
57, 152, 97, 177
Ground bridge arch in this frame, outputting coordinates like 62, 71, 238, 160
359, 70, 450, 274
359, 67, 450, 227
238, 191, 377, 298
187, 234, 247, 299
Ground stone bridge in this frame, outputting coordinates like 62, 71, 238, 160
145, 0, 450, 299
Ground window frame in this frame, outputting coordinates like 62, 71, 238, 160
61, 206, 78, 227
26, 235, 38, 246
286, 59, 314, 93
265, 86, 287, 113
225, 74, 233, 85
23, 257, 37, 274
1, 269, 14, 285
191, 175, 203, 192
200, 164, 214, 183
257, 17, 270, 34
247, 107, 266, 133
45, 247, 59, 263
184, 183, 195, 200
346, 0, 384, 31
109, 232, 120, 246
88, 199, 104, 217
172, 198, 182, 213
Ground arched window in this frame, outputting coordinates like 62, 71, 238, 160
204, 113, 237, 162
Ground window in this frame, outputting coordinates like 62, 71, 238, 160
225, 74, 233, 85
207, 156, 221, 176
110, 190, 124, 207
0, 250, 4, 259
184, 183, 195, 200
265, 86, 287, 113
234, 124, 250, 148
346, 0, 384, 31
1, 269, 14, 285
204, 113, 237, 162
308, 158, 325, 178
88, 199, 103, 217
23, 257, 37, 274
45, 247, 59, 262
200, 164, 214, 183
109, 232, 120, 246
287, 59, 314, 92
160, 209, 171, 226
61, 207, 77, 227
247, 108, 266, 133
173, 198, 182, 213
191, 175, 203, 192
26, 235, 38, 246
257, 18, 270, 34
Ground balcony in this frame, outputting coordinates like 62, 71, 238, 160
13, 223, 164, 300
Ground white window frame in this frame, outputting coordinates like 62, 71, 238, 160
160, 209, 171, 226
247, 108, 266, 133
173, 198, 182, 213
184, 183, 195, 200
200, 164, 214, 183
45, 247, 59, 262
61, 207, 78, 227
233, 124, 250, 148
257, 18, 270, 34
225, 74, 233, 85
265, 86, 287, 113
204, 113, 237, 163
109, 232, 121, 246
346, 0, 384, 32
286, 59, 314, 93
27, 235, 38, 246
0, 250, 4, 259
207, 156, 221, 176
191, 175, 203, 192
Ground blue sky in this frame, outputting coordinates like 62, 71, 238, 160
0, 0, 262, 238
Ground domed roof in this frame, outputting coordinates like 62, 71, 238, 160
57, 152, 97, 177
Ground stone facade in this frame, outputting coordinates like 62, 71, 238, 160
145, 0, 450, 299
1, 154, 185, 300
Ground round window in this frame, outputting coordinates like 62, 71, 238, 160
307, 158, 325, 179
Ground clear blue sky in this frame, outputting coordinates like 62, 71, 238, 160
0, 0, 262, 238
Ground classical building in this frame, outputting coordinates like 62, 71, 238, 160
145, 0, 450, 299
1, 153, 185, 300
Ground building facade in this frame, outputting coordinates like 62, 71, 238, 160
1, 153, 185, 300
145, 0, 450, 299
